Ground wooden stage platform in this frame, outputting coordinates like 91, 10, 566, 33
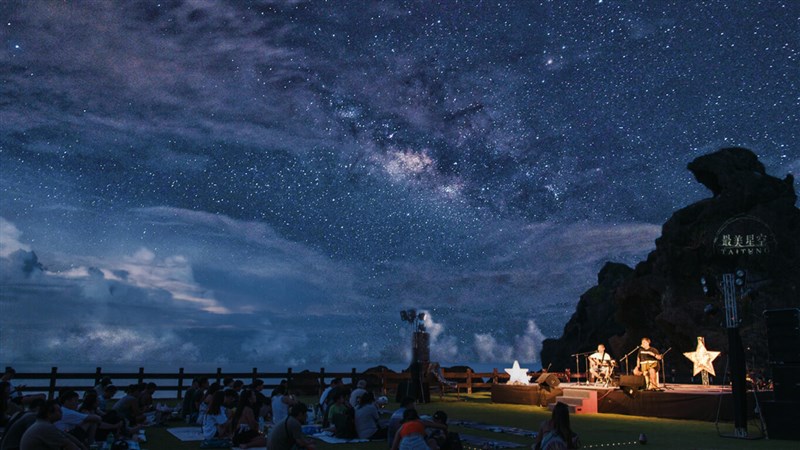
491, 382, 772, 422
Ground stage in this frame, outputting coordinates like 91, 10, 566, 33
491, 382, 772, 422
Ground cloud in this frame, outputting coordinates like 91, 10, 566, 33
0, 217, 30, 257
474, 319, 546, 364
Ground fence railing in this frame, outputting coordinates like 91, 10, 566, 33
10, 367, 573, 400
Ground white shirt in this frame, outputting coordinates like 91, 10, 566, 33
55, 407, 88, 432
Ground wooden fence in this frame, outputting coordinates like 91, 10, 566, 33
10, 367, 574, 400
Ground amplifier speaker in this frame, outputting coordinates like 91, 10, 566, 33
765, 308, 800, 364
619, 375, 646, 390
772, 364, 800, 402
536, 373, 560, 389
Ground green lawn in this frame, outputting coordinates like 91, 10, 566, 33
143, 393, 797, 450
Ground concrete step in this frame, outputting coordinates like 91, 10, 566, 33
560, 388, 594, 399
555, 396, 586, 407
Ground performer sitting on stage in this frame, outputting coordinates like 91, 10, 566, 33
588, 344, 613, 383
633, 337, 662, 390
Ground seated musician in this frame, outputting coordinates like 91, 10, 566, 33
588, 344, 613, 382
633, 337, 662, 390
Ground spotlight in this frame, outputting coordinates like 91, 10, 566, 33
734, 269, 746, 287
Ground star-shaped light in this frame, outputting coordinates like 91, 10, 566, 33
504, 360, 531, 385
683, 337, 720, 376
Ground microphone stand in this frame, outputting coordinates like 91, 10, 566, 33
660, 347, 673, 390
621, 346, 640, 375
570, 352, 592, 385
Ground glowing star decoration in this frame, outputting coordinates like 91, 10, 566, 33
504, 360, 531, 385
683, 337, 720, 377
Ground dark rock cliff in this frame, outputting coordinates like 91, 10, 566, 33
541, 148, 799, 378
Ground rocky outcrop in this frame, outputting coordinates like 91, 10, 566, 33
542, 148, 799, 378
540, 262, 633, 371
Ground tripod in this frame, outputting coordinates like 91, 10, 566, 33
714, 355, 767, 439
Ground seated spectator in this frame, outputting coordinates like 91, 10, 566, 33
250, 379, 269, 420
319, 378, 342, 427
180, 377, 200, 422
231, 379, 245, 395
270, 386, 296, 425
19, 399, 86, 450
93, 377, 112, 399
78, 391, 129, 442
533, 402, 580, 450
97, 385, 118, 415
196, 382, 221, 425
268, 402, 316, 450
349, 379, 368, 407
55, 390, 104, 445
231, 389, 266, 449
112, 385, 145, 426
3, 367, 46, 407
428, 411, 461, 450
202, 390, 231, 440
391, 408, 437, 450
1, 398, 44, 450
138, 382, 157, 412
355, 392, 387, 440
326, 390, 355, 438
1, 381, 24, 427
387, 397, 415, 446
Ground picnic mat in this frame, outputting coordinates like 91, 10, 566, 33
311, 431, 369, 444
167, 426, 205, 441
451, 420, 537, 437
459, 433, 525, 448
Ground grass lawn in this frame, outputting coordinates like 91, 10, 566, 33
143, 392, 797, 450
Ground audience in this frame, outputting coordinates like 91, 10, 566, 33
202, 390, 231, 440
270, 385, 296, 425
3, 367, 46, 407
1, 381, 23, 427
55, 390, 103, 445
533, 402, 580, 450
19, 400, 86, 450
231, 389, 266, 449
355, 391, 387, 440
349, 379, 368, 407
268, 402, 316, 450
0, 398, 44, 450
391, 408, 436, 450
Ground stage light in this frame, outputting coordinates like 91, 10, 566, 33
734, 269, 746, 287
418, 312, 425, 321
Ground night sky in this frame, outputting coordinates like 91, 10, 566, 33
1, 1, 797, 369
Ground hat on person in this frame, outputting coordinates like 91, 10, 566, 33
376, 396, 389, 405
357, 380, 367, 388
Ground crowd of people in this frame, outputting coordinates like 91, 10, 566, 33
1, 367, 580, 450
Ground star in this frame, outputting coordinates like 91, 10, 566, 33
683, 337, 721, 376
504, 360, 531, 385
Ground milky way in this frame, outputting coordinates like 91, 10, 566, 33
0, 1, 797, 369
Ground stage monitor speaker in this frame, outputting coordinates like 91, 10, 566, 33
536, 373, 560, 389
772, 364, 800, 402
765, 308, 800, 364
619, 375, 646, 391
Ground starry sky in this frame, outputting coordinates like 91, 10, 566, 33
1, 1, 798, 370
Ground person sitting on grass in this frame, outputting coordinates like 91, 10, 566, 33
3, 367, 46, 407
231, 389, 266, 449
202, 390, 232, 441
268, 402, 316, 450
1, 381, 24, 427
97, 385, 118, 415
326, 390, 355, 438
0, 398, 44, 450
112, 384, 145, 426
391, 408, 438, 450
355, 392, 387, 440
55, 390, 105, 446
270, 385, 296, 425
19, 400, 86, 450
533, 402, 580, 450
197, 382, 221, 425
137, 382, 157, 412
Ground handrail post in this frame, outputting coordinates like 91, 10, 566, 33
467, 368, 473, 394
216, 368, 222, 385
492, 368, 498, 384
177, 368, 185, 400
94, 367, 102, 385
137, 367, 145, 384
319, 367, 326, 397
252, 367, 258, 386
351, 368, 357, 385
48, 367, 58, 400
381, 368, 387, 395
287, 368, 293, 389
